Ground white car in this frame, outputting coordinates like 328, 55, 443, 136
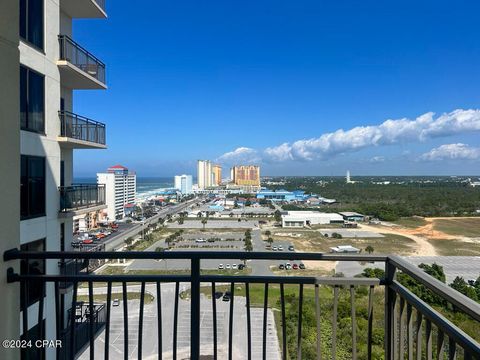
112, 299, 120, 307
218, 264, 224, 270
225, 264, 231, 269
278, 245, 284, 251
196, 238, 206, 243
285, 263, 292, 270
272, 246, 278, 251
232, 264, 237, 269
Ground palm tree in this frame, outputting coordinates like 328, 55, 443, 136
201, 218, 208, 230
365, 245, 374, 254
264, 230, 271, 237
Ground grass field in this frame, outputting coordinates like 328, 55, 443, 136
394, 217, 428, 228
271, 230, 416, 255
432, 218, 480, 237
428, 238, 480, 256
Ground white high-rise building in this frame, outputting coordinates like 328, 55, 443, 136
97, 165, 137, 220
197, 160, 213, 189
0, 0, 108, 358
175, 174, 193, 194
346, 170, 351, 183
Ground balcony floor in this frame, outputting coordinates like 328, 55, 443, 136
58, 60, 107, 90
58, 136, 107, 149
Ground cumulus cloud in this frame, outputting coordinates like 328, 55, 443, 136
420, 143, 480, 161
216, 147, 260, 164
217, 109, 480, 164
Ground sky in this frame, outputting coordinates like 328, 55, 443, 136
73, 0, 480, 177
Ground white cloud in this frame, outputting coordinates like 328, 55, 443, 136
369, 156, 386, 163
420, 143, 480, 161
216, 147, 260, 164
217, 109, 480, 163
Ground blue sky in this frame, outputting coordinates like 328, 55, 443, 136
73, 0, 480, 177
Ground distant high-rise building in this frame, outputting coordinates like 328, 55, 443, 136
346, 170, 352, 183
197, 160, 213, 189
212, 164, 222, 186
97, 165, 136, 220
231, 165, 261, 186
175, 174, 193, 194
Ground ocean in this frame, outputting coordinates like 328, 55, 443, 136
75, 177, 174, 200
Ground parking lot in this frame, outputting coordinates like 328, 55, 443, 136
78, 283, 281, 360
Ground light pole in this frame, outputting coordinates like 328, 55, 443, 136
140, 203, 145, 241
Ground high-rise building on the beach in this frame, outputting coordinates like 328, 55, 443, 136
231, 165, 261, 187
212, 164, 222, 186
0, 0, 108, 357
175, 174, 193, 194
197, 160, 212, 189
98, 165, 136, 220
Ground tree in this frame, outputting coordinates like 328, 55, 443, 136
229, 212, 234, 218
201, 218, 208, 230
264, 230, 271, 237
267, 237, 273, 244
197, 212, 203, 218
450, 276, 478, 302
274, 210, 282, 222
365, 245, 374, 254
178, 218, 184, 225
331, 232, 343, 239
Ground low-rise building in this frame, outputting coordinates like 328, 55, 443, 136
282, 211, 344, 227
338, 212, 365, 222
330, 245, 360, 253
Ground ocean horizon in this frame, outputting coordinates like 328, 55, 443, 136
75, 177, 177, 199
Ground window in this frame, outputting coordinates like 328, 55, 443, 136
19, 0, 44, 50
20, 66, 45, 133
21, 155, 46, 220
21, 319, 45, 360
20, 239, 46, 309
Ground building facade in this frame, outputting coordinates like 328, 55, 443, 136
231, 165, 261, 187
197, 160, 212, 189
97, 165, 136, 220
174, 174, 193, 194
212, 164, 222, 186
0, 0, 108, 358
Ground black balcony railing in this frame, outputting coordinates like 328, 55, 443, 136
58, 35, 106, 84
59, 184, 105, 212
59, 111, 106, 145
3, 251, 480, 359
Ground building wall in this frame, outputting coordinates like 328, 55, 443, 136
231, 165, 260, 186
197, 160, 212, 189
98, 170, 137, 220
0, 1, 21, 356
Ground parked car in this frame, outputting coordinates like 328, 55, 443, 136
214, 291, 223, 299
222, 294, 230, 302
278, 264, 285, 270
238, 264, 245, 270
285, 263, 292, 270
272, 246, 278, 251
288, 245, 295, 251
218, 264, 224, 270
112, 299, 120, 307
82, 239, 93, 244
299, 263, 305, 270
225, 264, 231, 269
196, 238, 206, 243
278, 245, 284, 251
293, 263, 299, 270
232, 264, 238, 269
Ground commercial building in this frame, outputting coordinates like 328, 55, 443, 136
212, 164, 222, 186
338, 212, 366, 222
256, 189, 308, 202
0, 0, 108, 358
174, 174, 193, 194
281, 211, 344, 227
97, 165, 136, 220
231, 165, 261, 187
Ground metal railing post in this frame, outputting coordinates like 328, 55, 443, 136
191, 257, 200, 359
385, 258, 397, 360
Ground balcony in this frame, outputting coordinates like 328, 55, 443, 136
58, 111, 107, 149
4, 251, 480, 359
59, 184, 106, 216
60, 0, 107, 19
58, 35, 106, 90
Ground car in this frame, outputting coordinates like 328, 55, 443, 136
299, 263, 305, 270
232, 264, 237, 269
82, 239, 93, 244
225, 264, 231, 269
195, 238, 206, 243
112, 299, 120, 307
272, 246, 278, 251
218, 264, 224, 270
293, 263, 299, 270
285, 263, 292, 270
238, 264, 245, 270
278, 245, 284, 251
278, 264, 285, 270
222, 294, 230, 302
214, 291, 223, 299
288, 245, 295, 251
